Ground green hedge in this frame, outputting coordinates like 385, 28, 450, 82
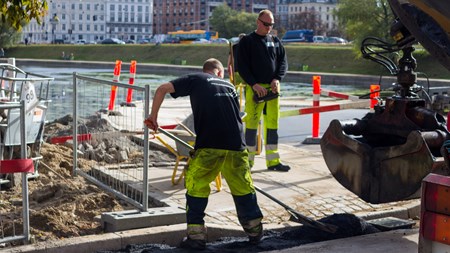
4, 43, 449, 79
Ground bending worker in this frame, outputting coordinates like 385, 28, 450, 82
237, 9, 290, 172
144, 58, 264, 250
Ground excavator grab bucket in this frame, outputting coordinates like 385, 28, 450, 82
321, 119, 436, 204
319, 0, 450, 204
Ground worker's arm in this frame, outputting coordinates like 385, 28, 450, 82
144, 82, 175, 132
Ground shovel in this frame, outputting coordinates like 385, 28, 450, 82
254, 185, 338, 233
157, 127, 338, 234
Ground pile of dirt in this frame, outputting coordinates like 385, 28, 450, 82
0, 115, 174, 248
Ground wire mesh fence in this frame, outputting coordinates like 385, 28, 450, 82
72, 73, 152, 211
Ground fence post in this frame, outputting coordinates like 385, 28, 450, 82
303, 75, 322, 144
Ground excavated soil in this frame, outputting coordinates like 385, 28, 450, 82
0, 115, 173, 248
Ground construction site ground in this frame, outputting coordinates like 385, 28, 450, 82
1, 97, 422, 253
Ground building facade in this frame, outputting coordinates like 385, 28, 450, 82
23, 0, 153, 44
21, 0, 339, 44
152, 0, 277, 35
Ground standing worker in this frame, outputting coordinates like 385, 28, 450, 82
237, 9, 290, 172
144, 58, 264, 250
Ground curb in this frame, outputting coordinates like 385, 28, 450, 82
2, 202, 421, 253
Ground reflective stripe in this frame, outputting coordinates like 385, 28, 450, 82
247, 145, 257, 152
265, 144, 278, 151
266, 152, 280, 161
187, 224, 206, 240
248, 153, 255, 162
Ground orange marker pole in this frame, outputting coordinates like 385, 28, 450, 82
370, 84, 380, 111
312, 76, 321, 138
108, 60, 122, 111
126, 60, 137, 103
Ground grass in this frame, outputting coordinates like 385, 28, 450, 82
4, 43, 450, 79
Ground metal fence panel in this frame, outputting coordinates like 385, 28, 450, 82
72, 73, 151, 211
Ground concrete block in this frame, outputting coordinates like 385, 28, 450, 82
101, 207, 186, 232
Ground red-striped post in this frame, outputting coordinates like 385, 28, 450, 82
108, 60, 122, 111
312, 76, 321, 138
370, 84, 380, 110
126, 60, 137, 103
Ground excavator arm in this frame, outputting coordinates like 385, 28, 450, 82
320, 0, 450, 204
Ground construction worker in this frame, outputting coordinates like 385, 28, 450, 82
144, 58, 263, 250
237, 9, 290, 172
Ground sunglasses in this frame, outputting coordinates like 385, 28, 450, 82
258, 18, 274, 27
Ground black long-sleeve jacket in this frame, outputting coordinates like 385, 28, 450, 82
237, 32, 288, 86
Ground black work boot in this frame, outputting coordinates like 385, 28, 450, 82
268, 163, 291, 172
179, 224, 207, 250
242, 218, 263, 245
180, 237, 206, 250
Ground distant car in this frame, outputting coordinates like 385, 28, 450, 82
313, 36, 326, 43
324, 37, 348, 44
137, 39, 150, 44
229, 37, 240, 43
192, 38, 210, 44
126, 39, 136, 44
163, 37, 181, 44
211, 38, 229, 44
101, 38, 125, 44
75, 40, 87, 45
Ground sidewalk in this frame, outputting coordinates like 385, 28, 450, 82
2, 97, 421, 253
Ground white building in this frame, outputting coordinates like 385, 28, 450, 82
23, 0, 153, 44
287, 0, 338, 33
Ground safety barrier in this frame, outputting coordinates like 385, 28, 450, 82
73, 72, 152, 211
279, 76, 374, 144
0, 101, 34, 245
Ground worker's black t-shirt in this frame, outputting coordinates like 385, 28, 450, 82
170, 73, 245, 151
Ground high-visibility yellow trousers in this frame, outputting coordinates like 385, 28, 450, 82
244, 83, 281, 167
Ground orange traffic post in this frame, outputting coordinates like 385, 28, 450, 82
126, 60, 137, 105
312, 76, 321, 138
108, 60, 122, 111
370, 84, 380, 111
302, 76, 322, 144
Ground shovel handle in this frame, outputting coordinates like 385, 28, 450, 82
254, 185, 337, 233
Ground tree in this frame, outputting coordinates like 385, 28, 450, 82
209, 4, 257, 39
0, 0, 48, 47
0, 21, 23, 47
0, 0, 48, 31
334, 0, 394, 51
288, 11, 327, 35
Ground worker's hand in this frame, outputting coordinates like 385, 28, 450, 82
252, 84, 267, 97
270, 79, 280, 94
144, 115, 158, 132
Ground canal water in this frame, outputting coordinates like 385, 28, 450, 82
19, 65, 361, 122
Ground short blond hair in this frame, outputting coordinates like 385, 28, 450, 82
258, 9, 273, 18
203, 58, 224, 73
